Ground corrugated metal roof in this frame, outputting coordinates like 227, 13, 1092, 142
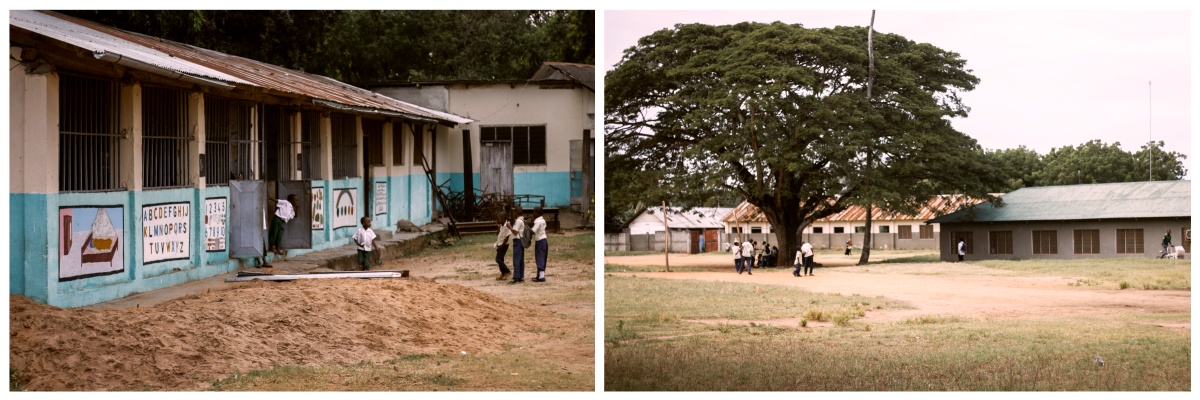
531, 62, 594, 91
929, 181, 1191, 223
12, 10, 471, 126
723, 195, 992, 224
644, 207, 734, 229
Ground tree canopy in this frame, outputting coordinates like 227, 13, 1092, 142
985, 140, 1187, 192
606, 21, 1002, 264
59, 10, 594, 83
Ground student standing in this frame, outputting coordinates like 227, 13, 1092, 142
844, 238, 853, 256
493, 214, 513, 281
531, 208, 549, 282
510, 211, 527, 283
732, 240, 743, 273
802, 241, 815, 276
353, 217, 379, 271
269, 194, 299, 258
741, 240, 754, 275
957, 238, 966, 262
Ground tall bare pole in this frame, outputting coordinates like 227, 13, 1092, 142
1149, 81, 1153, 181
663, 200, 671, 272
858, 10, 877, 266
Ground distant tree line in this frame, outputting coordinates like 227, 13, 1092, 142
985, 140, 1187, 192
58, 10, 594, 83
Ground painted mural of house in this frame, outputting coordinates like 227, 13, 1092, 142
721, 195, 991, 250
364, 62, 595, 212
9, 11, 472, 307
927, 181, 1190, 261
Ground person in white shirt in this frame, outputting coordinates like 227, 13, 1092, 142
260, 193, 299, 267
957, 238, 966, 262
799, 241, 815, 276
353, 217, 379, 271
740, 240, 754, 275
531, 208, 549, 282
732, 240, 743, 273
493, 214, 513, 281
510, 212, 527, 283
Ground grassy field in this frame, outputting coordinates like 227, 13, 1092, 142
605, 274, 1190, 391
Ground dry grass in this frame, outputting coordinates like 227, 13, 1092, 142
605, 276, 1190, 391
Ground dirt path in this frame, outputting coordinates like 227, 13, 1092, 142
607, 253, 1190, 328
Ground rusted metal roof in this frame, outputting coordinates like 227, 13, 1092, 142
722, 195, 993, 224
929, 181, 1190, 223
642, 207, 734, 229
12, 10, 471, 126
531, 62, 594, 91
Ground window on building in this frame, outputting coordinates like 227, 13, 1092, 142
989, 231, 1013, 254
1183, 227, 1191, 253
481, 125, 547, 165
1032, 230, 1058, 254
751, 227, 763, 234
879, 225, 890, 234
142, 86, 190, 188
299, 110, 321, 180
919, 225, 935, 239
204, 95, 257, 185
412, 125, 425, 167
261, 105, 293, 181
834, 227, 845, 234
59, 73, 122, 192
953, 232, 974, 255
1116, 229, 1144, 254
331, 113, 358, 178
813, 227, 824, 234
363, 118, 383, 166
855, 226, 865, 233
1074, 229, 1100, 254
898, 225, 912, 239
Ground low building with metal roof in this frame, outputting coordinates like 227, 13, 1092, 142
927, 181, 1191, 261
10, 11, 474, 307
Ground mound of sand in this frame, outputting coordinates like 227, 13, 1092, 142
10, 278, 562, 390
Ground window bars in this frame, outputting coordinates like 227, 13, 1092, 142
331, 112, 358, 179
59, 73, 122, 192
299, 110, 321, 180
204, 95, 256, 185
141, 86, 190, 189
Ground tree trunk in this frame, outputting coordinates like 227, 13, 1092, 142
858, 203, 873, 265
761, 202, 803, 270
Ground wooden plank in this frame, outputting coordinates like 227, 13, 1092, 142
225, 271, 407, 282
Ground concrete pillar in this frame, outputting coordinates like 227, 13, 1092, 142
355, 116, 364, 178
318, 112, 332, 181
290, 111, 302, 180
17, 64, 59, 194
383, 120, 394, 178
188, 91, 204, 189
120, 82, 142, 191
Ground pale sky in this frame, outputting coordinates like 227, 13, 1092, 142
604, 9, 1193, 178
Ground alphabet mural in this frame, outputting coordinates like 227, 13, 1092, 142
59, 206, 125, 281
142, 203, 191, 263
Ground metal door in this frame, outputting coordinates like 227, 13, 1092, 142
705, 229, 719, 252
277, 180, 313, 249
690, 230, 701, 254
229, 180, 266, 257
480, 141, 514, 197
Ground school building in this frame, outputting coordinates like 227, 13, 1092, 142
9, 11, 474, 307
928, 181, 1191, 261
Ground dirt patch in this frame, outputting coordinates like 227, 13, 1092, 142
608, 265, 1190, 324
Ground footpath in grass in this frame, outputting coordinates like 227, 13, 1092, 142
605, 275, 1190, 391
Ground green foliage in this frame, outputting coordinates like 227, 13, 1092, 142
58, 10, 594, 83
606, 21, 1001, 268
985, 140, 1187, 192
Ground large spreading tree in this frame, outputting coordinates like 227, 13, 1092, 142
606, 21, 1003, 264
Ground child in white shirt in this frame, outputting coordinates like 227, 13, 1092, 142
353, 217, 379, 271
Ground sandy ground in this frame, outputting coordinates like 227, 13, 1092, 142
10, 230, 594, 391
607, 252, 1190, 329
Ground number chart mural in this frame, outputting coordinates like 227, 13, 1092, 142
58, 206, 125, 281
312, 187, 325, 230
142, 202, 191, 263
333, 188, 358, 229
205, 198, 227, 252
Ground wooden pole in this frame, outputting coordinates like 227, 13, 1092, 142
663, 200, 671, 272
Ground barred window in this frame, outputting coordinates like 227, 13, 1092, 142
363, 118, 384, 166
989, 231, 1013, 254
481, 125, 546, 165
262, 105, 294, 181
299, 110, 321, 180
813, 227, 823, 234
1074, 229, 1100, 254
331, 113, 358, 178
750, 227, 762, 234
59, 73, 122, 192
392, 123, 404, 166
1116, 229, 1144, 254
879, 225, 890, 234
204, 96, 257, 185
1032, 230, 1058, 254
854, 226, 865, 233
834, 227, 844, 233
898, 225, 912, 239
142, 86, 190, 188
919, 225, 935, 239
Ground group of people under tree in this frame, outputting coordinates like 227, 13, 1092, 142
727, 238, 867, 277
491, 208, 551, 283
